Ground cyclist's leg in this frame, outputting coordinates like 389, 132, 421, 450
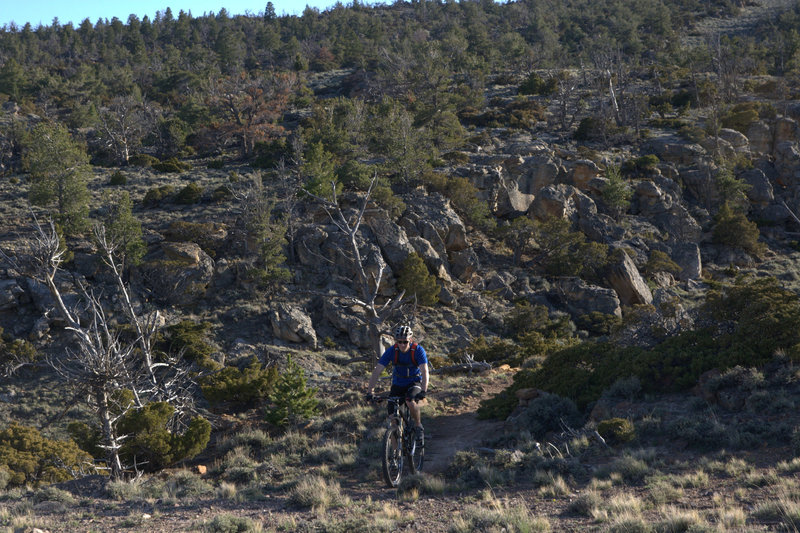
405, 385, 422, 427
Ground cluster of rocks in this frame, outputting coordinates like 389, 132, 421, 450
3, 109, 800, 358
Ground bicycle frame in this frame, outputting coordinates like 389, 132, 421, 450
373, 394, 425, 487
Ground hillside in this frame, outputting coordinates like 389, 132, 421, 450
3, 0, 800, 531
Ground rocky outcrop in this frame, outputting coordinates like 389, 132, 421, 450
365, 210, 415, 272
0, 279, 24, 311
672, 242, 702, 281
746, 120, 772, 155
269, 304, 317, 348
136, 242, 215, 306
606, 252, 653, 306
322, 298, 371, 348
739, 168, 774, 206
553, 277, 622, 319
528, 184, 578, 220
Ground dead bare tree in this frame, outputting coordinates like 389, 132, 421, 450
305, 176, 405, 358
15, 219, 200, 479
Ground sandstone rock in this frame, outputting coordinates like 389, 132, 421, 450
409, 236, 452, 282
718, 128, 750, 152
645, 139, 708, 166
568, 159, 601, 190
739, 168, 773, 206
516, 155, 564, 194
402, 192, 469, 252
672, 242, 702, 281
270, 303, 317, 348
700, 136, 736, 161
449, 247, 480, 283
161, 241, 207, 265
774, 117, 799, 146
295, 225, 329, 267
322, 298, 371, 348
552, 277, 622, 318
606, 252, 653, 306
0, 279, 24, 311
746, 120, 772, 155
138, 242, 215, 306
528, 184, 577, 220
774, 141, 800, 188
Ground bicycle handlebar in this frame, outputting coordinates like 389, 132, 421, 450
369, 393, 429, 404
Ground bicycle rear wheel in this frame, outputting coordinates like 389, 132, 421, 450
407, 427, 424, 474
381, 427, 403, 487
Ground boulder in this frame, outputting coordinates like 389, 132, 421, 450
579, 213, 626, 243
739, 168, 773, 206
700, 136, 736, 161
718, 128, 750, 153
409, 236, 452, 283
365, 211, 415, 272
528, 184, 578, 220
515, 155, 564, 194
606, 252, 653, 306
746, 120, 773, 155
552, 277, 622, 319
672, 242, 702, 281
322, 298, 371, 348
774, 141, 800, 188
449, 247, 480, 283
402, 192, 469, 252
567, 159, 601, 190
295, 225, 330, 267
137, 242, 215, 306
0, 279, 24, 311
645, 139, 708, 166
774, 117, 799, 146
269, 304, 317, 348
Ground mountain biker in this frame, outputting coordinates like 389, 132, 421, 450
366, 325, 429, 446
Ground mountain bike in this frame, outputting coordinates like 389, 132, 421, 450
371, 394, 424, 487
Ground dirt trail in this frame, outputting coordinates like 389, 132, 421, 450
423, 412, 505, 473
420, 372, 513, 474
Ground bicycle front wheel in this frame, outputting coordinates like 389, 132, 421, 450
381, 427, 403, 487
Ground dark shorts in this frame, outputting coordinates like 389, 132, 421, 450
388, 383, 421, 416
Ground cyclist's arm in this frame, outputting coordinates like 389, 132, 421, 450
367, 363, 386, 394
419, 363, 429, 393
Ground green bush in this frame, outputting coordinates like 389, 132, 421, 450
163, 320, 217, 369
211, 185, 233, 202
206, 159, 225, 169
152, 157, 192, 173
644, 250, 682, 276
574, 312, 622, 336
109, 170, 128, 185
142, 185, 174, 207
200, 358, 279, 407
721, 103, 760, 133
266, 355, 318, 427
712, 202, 765, 256
202, 513, 261, 533
510, 392, 582, 439
128, 153, 159, 167
597, 418, 636, 444
117, 402, 211, 471
518, 72, 558, 95
174, 182, 204, 204
0, 423, 92, 487
397, 252, 439, 306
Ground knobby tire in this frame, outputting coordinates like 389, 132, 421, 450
407, 427, 424, 475
382, 427, 403, 487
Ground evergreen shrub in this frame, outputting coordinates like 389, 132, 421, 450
0, 423, 91, 487
117, 402, 211, 471
266, 355, 318, 427
397, 252, 439, 306
597, 418, 636, 444
200, 358, 279, 407
152, 157, 191, 173
163, 320, 216, 368
128, 154, 159, 167
142, 185, 174, 207
174, 182, 204, 204
109, 170, 127, 185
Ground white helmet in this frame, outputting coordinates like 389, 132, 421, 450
394, 325, 412, 339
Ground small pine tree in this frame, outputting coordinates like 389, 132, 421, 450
104, 191, 146, 266
397, 252, 440, 306
266, 355, 318, 427
602, 165, 632, 220
712, 202, 765, 256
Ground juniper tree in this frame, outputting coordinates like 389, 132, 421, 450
266, 355, 318, 427
23, 122, 91, 234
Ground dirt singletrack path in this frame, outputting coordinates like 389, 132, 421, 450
420, 371, 514, 474
423, 412, 505, 473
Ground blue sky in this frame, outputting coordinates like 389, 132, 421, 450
0, 0, 347, 28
